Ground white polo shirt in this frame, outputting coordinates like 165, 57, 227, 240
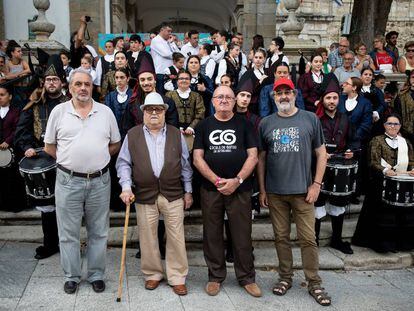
44, 100, 121, 173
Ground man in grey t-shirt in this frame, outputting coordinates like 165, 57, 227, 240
257, 78, 331, 306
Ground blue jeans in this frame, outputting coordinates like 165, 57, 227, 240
55, 168, 111, 283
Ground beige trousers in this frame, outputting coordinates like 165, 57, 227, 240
136, 194, 188, 285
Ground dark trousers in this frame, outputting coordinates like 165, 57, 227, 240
201, 187, 255, 286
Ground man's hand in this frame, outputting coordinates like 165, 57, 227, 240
119, 190, 135, 205
344, 150, 354, 159
259, 192, 268, 208
0, 142, 9, 150
409, 170, 414, 177
183, 193, 193, 210
184, 128, 194, 135
197, 83, 206, 92
24, 148, 37, 158
305, 183, 321, 204
217, 178, 239, 196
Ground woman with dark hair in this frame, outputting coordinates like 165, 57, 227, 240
297, 54, 324, 112
248, 34, 264, 66
100, 50, 130, 100
338, 77, 373, 142
0, 85, 27, 212
360, 67, 387, 137
393, 70, 414, 144
186, 55, 214, 116
397, 41, 414, 75
339, 77, 373, 202
105, 68, 132, 138
353, 113, 414, 253
215, 43, 241, 87
240, 48, 268, 114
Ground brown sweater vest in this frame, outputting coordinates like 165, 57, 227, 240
128, 124, 183, 204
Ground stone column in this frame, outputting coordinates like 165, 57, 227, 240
28, 0, 55, 41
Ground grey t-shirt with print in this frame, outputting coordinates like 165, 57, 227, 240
258, 109, 324, 195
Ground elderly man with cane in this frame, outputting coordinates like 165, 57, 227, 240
116, 92, 193, 296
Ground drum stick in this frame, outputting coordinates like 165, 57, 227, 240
116, 198, 133, 302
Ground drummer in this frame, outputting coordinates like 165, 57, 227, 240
314, 74, 359, 254
0, 85, 27, 212
15, 55, 68, 260
353, 113, 414, 253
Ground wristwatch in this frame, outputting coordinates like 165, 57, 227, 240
236, 176, 244, 184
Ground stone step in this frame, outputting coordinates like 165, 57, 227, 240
0, 217, 358, 246
0, 202, 363, 225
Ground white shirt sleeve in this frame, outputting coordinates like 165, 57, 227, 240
205, 59, 216, 79
215, 59, 227, 85
95, 58, 102, 86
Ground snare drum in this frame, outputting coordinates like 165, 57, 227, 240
382, 174, 414, 207
321, 159, 358, 196
0, 148, 14, 168
19, 150, 56, 199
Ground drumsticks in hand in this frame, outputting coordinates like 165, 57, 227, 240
116, 195, 135, 302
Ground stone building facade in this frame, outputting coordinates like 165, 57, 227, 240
0, 0, 412, 54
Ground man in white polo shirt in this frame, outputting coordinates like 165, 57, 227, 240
44, 68, 121, 295
150, 22, 180, 93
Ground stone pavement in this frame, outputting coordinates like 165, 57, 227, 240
1, 241, 414, 311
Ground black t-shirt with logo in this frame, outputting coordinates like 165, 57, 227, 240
194, 114, 258, 191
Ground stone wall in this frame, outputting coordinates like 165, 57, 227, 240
0, 0, 4, 40
69, 0, 105, 49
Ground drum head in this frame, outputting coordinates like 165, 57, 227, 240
19, 150, 56, 172
0, 149, 13, 167
327, 159, 358, 169
386, 174, 414, 181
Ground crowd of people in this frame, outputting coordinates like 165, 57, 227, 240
1, 16, 414, 306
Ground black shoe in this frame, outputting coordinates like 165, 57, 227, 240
34, 246, 59, 260
135, 249, 141, 259
91, 280, 105, 293
330, 240, 354, 254
64, 281, 78, 294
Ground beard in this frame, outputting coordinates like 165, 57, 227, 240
275, 99, 294, 113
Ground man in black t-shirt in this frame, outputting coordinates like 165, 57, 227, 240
193, 86, 261, 298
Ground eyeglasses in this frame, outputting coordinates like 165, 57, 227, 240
177, 77, 190, 81
213, 95, 235, 101
144, 107, 165, 114
385, 122, 401, 127
45, 77, 60, 83
274, 89, 295, 97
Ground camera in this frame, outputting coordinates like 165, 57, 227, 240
85, 16, 91, 22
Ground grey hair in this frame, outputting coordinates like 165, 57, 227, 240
68, 68, 93, 85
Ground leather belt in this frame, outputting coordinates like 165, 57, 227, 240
57, 164, 109, 179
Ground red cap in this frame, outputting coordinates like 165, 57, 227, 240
273, 78, 295, 91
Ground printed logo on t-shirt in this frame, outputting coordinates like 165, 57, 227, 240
209, 129, 237, 153
272, 127, 299, 153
